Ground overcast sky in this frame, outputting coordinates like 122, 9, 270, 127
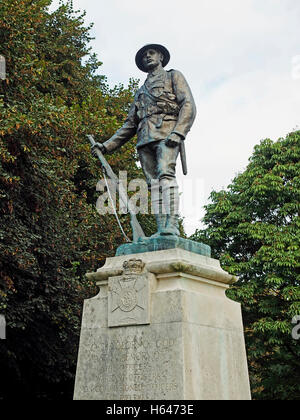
51, 0, 300, 235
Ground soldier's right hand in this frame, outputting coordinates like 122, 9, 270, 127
91, 142, 107, 157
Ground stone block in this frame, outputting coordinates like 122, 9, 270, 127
74, 249, 251, 400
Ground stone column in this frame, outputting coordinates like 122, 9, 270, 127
74, 248, 251, 400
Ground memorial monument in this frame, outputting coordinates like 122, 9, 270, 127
73, 44, 251, 400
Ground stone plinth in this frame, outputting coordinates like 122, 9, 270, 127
74, 248, 251, 400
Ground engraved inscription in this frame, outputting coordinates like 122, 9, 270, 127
75, 329, 182, 400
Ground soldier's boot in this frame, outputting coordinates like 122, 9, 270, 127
162, 214, 180, 236
160, 180, 180, 236
151, 214, 168, 238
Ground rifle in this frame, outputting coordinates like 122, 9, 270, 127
87, 135, 145, 243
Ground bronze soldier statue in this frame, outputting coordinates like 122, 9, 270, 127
92, 44, 196, 237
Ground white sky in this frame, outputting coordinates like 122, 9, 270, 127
51, 0, 300, 235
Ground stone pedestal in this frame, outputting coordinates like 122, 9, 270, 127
74, 248, 251, 400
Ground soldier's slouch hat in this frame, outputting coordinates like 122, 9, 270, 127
135, 44, 170, 72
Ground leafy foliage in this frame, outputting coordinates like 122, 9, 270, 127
192, 132, 300, 399
0, 0, 154, 399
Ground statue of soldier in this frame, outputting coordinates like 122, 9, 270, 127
92, 44, 196, 237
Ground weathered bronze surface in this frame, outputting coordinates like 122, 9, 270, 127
93, 44, 196, 238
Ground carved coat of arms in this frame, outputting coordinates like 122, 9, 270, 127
108, 259, 150, 327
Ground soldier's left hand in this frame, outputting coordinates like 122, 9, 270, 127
166, 133, 182, 148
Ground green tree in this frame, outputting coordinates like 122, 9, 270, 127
0, 0, 154, 399
192, 131, 300, 400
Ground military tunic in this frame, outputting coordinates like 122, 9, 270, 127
103, 67, 196, 183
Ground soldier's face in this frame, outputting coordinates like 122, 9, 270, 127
142, 49, 163, 72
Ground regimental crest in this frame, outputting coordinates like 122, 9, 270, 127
108, 259, 150, 327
